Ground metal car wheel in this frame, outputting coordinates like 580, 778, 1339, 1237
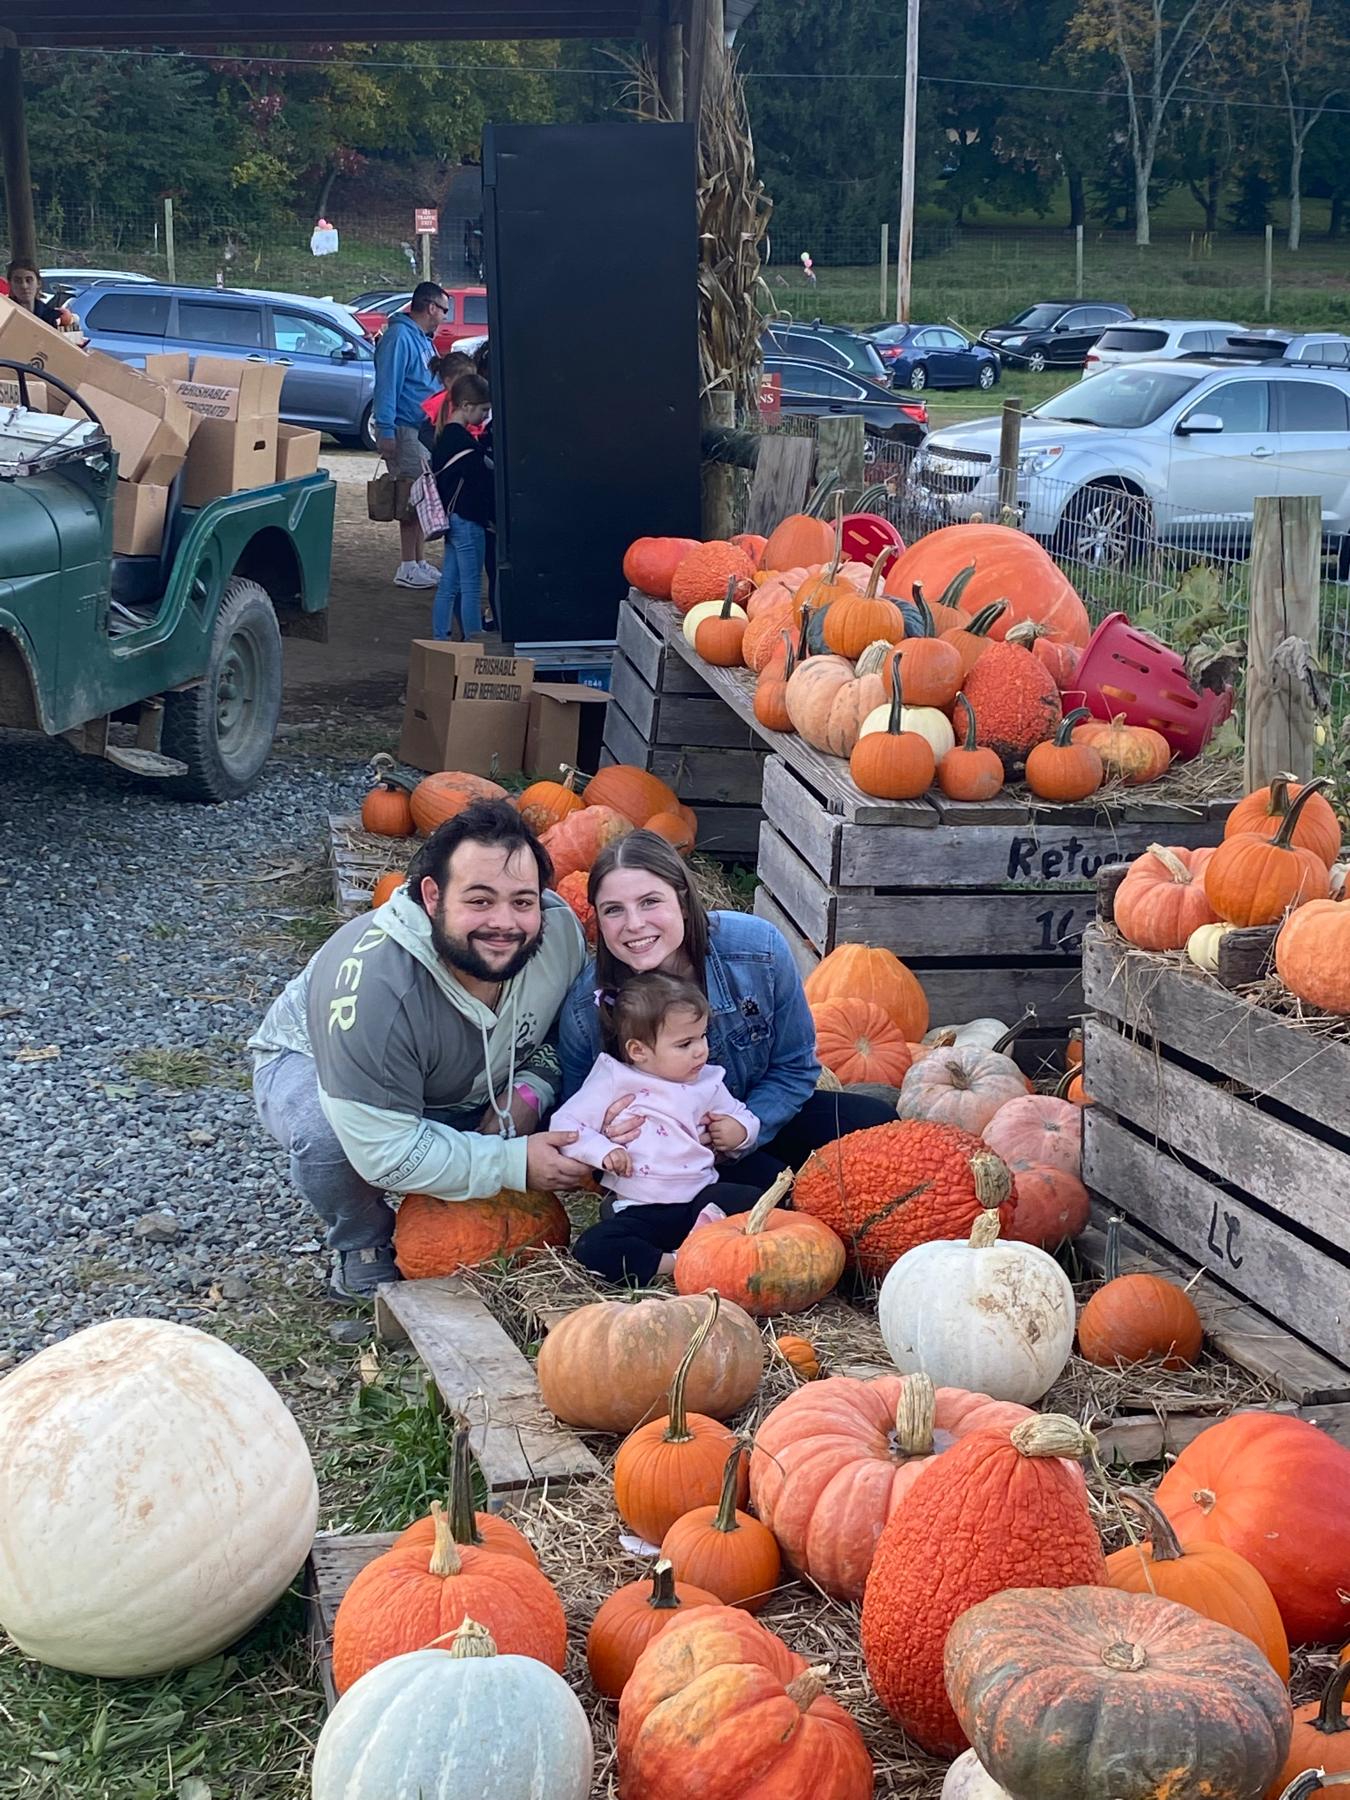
359, 404, 377, 451
977, 362, 998, 390
1058, 484, 1153, 571
162, 578, 284, 802
1025, 349, 1049, 374
907, 363, 928, 391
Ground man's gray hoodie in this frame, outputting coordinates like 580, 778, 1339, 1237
250, 887, 586, 1199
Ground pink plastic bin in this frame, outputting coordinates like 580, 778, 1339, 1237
1063, 611, 1234, 761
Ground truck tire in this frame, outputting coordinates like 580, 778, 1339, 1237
162, 578, 284, 802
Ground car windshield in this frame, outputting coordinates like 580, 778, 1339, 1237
1007, 305, 1065, 330
1034, 366, 1201, 428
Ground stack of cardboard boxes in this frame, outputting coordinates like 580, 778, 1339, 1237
0, 297, 323, 555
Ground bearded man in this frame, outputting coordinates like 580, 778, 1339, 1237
251, 798, 593, 1298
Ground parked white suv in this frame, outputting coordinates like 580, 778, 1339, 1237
908, 359, 1350, 568
1082, 319, 1244, 377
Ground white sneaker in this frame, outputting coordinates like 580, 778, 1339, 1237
394, 562, 438, 589
416, 560, 443, 583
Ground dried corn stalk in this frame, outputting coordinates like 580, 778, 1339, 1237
697, 50, 772, 422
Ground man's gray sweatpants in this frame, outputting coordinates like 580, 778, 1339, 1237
253, 1050, 394, 1252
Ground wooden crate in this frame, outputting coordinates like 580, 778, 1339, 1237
1081, 921, 1350, 1394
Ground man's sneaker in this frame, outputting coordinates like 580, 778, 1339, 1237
393, 562, 438, 589
330, 1245, 402, 1301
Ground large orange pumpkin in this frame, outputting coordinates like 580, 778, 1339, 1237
624, 536, 701, 599
792, 1120, 1014, 1278
586, 1558, 720, 1700
1224, 775, 1341, 868
409, 769, 509, 835
392, 1423, 539, 1569
959, 638, 1062, 774
331, 1503, 567, 1693
886, 523, 1091, 647
617, 1605, 874, 1800
749, 1371, 1034, 1602
980, 1092, 1081, 1176
802, 942, 929, 1041
393, 1188, 569, 1279
1274, 898, 1350, 1013
582, 764, 680, 827
541, 804, 634, 882
810, 997, 913, 1086
1106, 1485, 1290, 1681
673, 1170, 846, 1317
860, 1414, 1105, 1755
1204, 782, 1333, 927
1114, 843, 1218, 950
1267, 1663, 1350, 1798
1155, 1412, 1350, 1644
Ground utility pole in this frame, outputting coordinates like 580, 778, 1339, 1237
895, 0, 920, 323
0, 35, 37, 266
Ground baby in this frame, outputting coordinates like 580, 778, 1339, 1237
554, 972, 762, 1285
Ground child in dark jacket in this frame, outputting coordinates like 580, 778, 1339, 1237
430, 372, 493, 641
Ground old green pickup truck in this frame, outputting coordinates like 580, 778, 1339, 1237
0, 359, 335, 800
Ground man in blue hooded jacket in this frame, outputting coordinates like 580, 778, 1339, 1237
373, 280, 446, 589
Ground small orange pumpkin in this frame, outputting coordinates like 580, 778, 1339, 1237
885, 599, 962, 709
774, 1334, 821, 1380
1204, 780, 1333, 926
673, 1170, 846, 1317
752, 630, 796, 732
660, 1441, 782, 1612
370, 871, 404, 907
821, 549, 907, 659
1025, 708, 1103, 803
1266, 1661, 1350, 1797
1275, 898, 1350, 1013
646, 810, 697, 856
937, 695, 1004, 802
362, 778, 415, 838
1078, 1218, 1203, 1370
1114, 843, 1218, 951
811, 996, 914, 1086
517, 765, 585, 834
940, 601, 1007, 678
585, 1557, 720, 1700
850, 654, 937, 800
582, 764, 680, 827
694, 584, 750, 667
1072, 715, 1172, 786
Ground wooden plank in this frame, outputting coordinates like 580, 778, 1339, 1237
836, 815, 1224, 889
600, 692, 651, 775
1095, 1402, 1350, 1464
914, 963, 1083, 1028
1077, 1217, 1350, 1404
617, 599, 707, 694
609, 652, 752, 750
760, 754, 839, 879
836, 890, 1090, 960
306, 1531, 396, 1711
685, 806, 762, 860
375, 1276, 602, 1493
753, 885, 820, 979
1083, 1108, 1349, 1365
745, 432, 815, 535
757, 823, 833, 952
645, 744, 766, 807
1082, 926, 1350, 1136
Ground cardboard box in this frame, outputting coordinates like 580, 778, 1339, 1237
79, 347, 172, 410
143, 352, 191, 384
398, 639, 535, 776
524, 682, 609, 781
276, 422, 321, 481
113, 480, 169, 556
174, 354, 285, 423
0, 377, 49, 412
0, 296, 91, 391
67, 380, 190, 486
180, 355, 285, 506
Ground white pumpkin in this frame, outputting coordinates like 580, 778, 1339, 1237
859, 697, 956, 761
682, 597, 747, 649
942, 1749, 1013, 1798
1186, 921, 1235, 972
878, 1208, 1075, 1404
922, 1018, 1009, 1051
312, 1622, 594, 1800
0, 1317, 317, 1676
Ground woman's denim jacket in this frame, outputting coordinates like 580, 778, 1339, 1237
557, 910, 820, 1149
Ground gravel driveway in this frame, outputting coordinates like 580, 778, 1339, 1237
0, 733, 366, 1364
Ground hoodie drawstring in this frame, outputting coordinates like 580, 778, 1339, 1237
479, 986, 519, 1138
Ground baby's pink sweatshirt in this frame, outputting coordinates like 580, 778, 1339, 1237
550, 1052, 760, 1210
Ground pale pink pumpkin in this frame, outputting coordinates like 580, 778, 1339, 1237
981, 1094, 1082, 1179
896, 1046, 1028, 1136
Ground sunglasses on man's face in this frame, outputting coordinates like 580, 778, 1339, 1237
428, 299, 449, 315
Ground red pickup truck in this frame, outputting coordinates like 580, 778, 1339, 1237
352, 286, 488, 356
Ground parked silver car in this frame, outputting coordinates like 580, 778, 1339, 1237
1081, 318, 1245, 377
908, 359, 1350, 568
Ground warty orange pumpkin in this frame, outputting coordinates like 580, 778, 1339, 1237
554, 867, 597, 943
660, 1442, 782, 1612
749, 1371, 1034, 1602
1006, 614, 1081, 689
860, 1413, 1106, 1755
959, 638, 1062, 774
672, 1170, 845, 1317
669, 541, 756, 613
541, 804, 635, 883
1106, 1485, 1290, 1681
331, 1502, 567, 1693
393, 1188, 569, 1279
617, 1604, 874, 1800
791, 1119, 1015, 1278
611, 1291, 748, 1545
585, 1558, 720, 1700
1224, 774, 1341, 868
1204, 780, 1333, 926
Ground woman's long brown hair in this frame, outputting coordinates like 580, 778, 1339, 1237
586, 830, 711, 1003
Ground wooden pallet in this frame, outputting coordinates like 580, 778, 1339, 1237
328, 813, 406, 919
306, 1531, 397, 1710
374, 1275, 602, 1494
1080, 922, 1350, 1395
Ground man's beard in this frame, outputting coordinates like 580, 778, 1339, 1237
430, 909, 545, 983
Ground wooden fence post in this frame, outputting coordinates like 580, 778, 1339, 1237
1245, 493, 1322, 790
997, 399, 1022, 519
815, 413, 867, 510
701, 388, 737, 539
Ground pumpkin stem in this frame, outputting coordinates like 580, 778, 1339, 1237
971, 1150, 1013, 1214
1116, 1485, 1186, 1564
445, 1617, 497, 1659
863, 544, 902, 600
885, 651, 905, 735
1104, 1212, 1123, 1282
906, 586, 937, 637
745, 1168, 794, 1236
1267, 774, 1295, 817
718, 578, 740, 617
1146, 844, 1196, 886
427, 1501, 463, 1578
803, 468, 841, 518
992, 1007, 1037, 1055
1009, 1413, 1099, 1461
1055, 706, 1092, 747
1054, 1066, 1077, 1100
646, 1557, 683, 1612
964, 600, 1008, 639
892, 1371, 937, 1457
448, 1422, 484, 1547
855, 639, 895, 677
665, 1290, 721, 1444
784, 1665, 830, 1712
1100, 1638, 1149, 1673
954, 693, 978, 753
935, 564, 977, 612
1312, 1659, 1350, 1737
711, 1440, 747, 1535
1270, 777, 1331, 849
795, 604, 814, 662
968, 1209, 1003, 1249
778, 629, 797, 682
1280, 1778, 1350, 1800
